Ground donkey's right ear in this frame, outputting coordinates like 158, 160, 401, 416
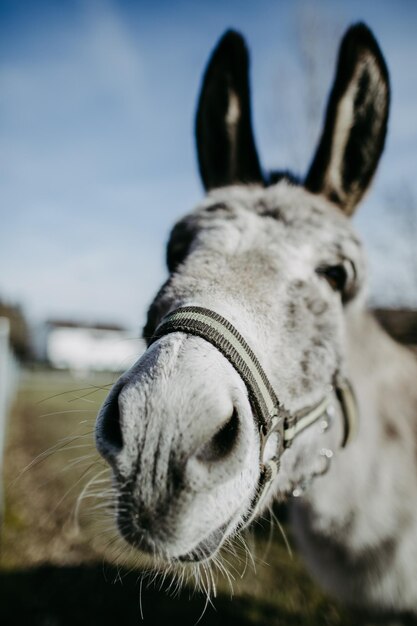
305, 23, 390, 215
196, 30, 263, 191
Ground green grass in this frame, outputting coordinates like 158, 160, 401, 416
0, 369, 369, 625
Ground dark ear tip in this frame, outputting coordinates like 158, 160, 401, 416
218, 29, 246, 48
213, 29, 248, 60
341, 22, 389, 78
343, 22, 378, 47
344, 21, 374, 40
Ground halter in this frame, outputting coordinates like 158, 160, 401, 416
151, 306, 358, 517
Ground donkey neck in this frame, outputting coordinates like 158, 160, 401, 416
289, 308, 417, 608
346, 307, 417, 441
303, 306, 417, 538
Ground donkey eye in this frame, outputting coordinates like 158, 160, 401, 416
317, 260, 356, 298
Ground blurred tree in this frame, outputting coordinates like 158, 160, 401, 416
0, 300, 32, 361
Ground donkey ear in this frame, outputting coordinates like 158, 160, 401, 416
305, 23, 390, 215
196, 30, 263, 191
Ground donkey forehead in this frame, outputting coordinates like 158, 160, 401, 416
190, 181, 362, 261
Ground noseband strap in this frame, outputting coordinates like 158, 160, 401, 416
152, 306, 281, 429
151, 306, 358, 514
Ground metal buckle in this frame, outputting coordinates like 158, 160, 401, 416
334, 377, 358, 447
259, 413, 285, 468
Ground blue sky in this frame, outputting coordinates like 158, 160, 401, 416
1, 0, 417, 331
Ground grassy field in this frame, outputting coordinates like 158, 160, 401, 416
0, 369, 381, 625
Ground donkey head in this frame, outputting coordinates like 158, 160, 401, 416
96, 23, 389, 565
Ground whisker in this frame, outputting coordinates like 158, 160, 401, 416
67, 384, 115, 404
269, 507, 293, 559
73, 467, 112, 525
9, 436, 95, 487
36, 383, 113, 405
139, 576, 144, 619
37, 409, 97, 418
49, 462, 103, 517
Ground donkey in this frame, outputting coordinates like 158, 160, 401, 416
96, 23, 417, 614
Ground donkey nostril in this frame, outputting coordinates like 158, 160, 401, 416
196, 408, 239, 463
98, 386, 124, 455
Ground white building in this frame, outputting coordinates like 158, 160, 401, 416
43, 321, 144, 373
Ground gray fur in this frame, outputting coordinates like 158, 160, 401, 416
95, 23, 417, 615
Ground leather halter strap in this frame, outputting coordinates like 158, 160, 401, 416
151, 306, 358, 515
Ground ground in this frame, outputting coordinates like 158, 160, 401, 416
0, 368, 411, 625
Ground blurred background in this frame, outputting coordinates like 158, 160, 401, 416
0, 1, 416, 625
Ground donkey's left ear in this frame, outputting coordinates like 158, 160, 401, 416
305, 23, 390, 215
196, 30, 263, 191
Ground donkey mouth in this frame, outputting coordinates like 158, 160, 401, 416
117, 512, 234, 564
177, 520, 231, 563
